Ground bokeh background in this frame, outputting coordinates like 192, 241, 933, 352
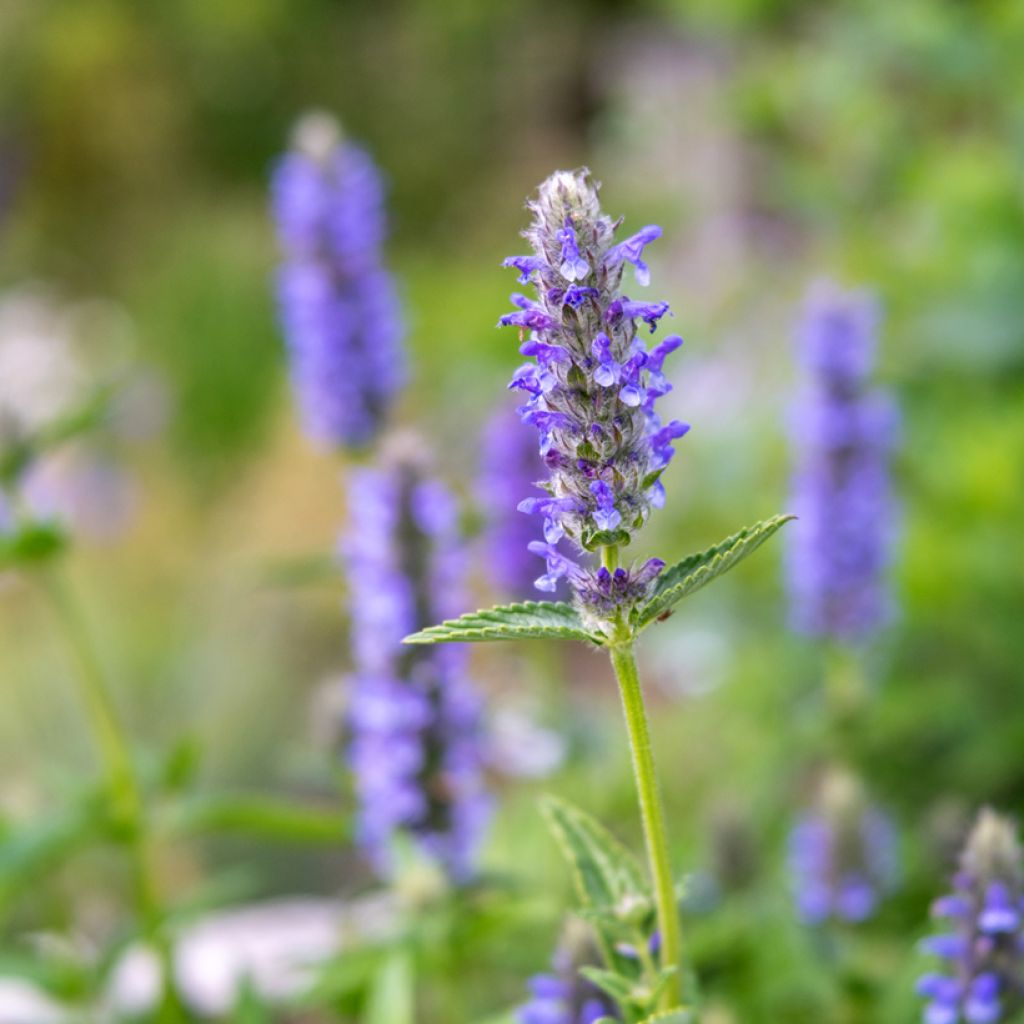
1, 1, 1023, 1021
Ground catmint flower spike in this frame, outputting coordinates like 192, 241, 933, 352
500, 168, 688, 630
786, 280, 899, 641
271, 111, 405, 449
919, 809, 1024, 1024
341, 436, 490, 881
788, 767, 899, 925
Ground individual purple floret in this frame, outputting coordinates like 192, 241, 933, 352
517, 925, 619, 1024
340, 440, 490, 881
785, 280, 899, 642
271, 112, 405, 450
918, 809, 1024, 1024
500, 169, 689, 628
788, 768, 899, 926
477, 402, 559, 599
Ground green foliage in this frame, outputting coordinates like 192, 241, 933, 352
404, 517, 791, 647
403, 600, 599, 645
364, 948, 415, 1024
579, 965, 638, 1003
540, 795, 646, 911
0, 521, 68, 569
160, 792, 350, 844
0, 794, 107, 911
636, 515, 794, 627
541, 796, 688, 1022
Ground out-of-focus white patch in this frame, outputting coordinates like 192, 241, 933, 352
488, 706, 567, 779
0, 289, 85, 438
0, 978, 68, 1024
292, 110, 341, 165
644, 615, 734, 699
106, 894, 399, 1018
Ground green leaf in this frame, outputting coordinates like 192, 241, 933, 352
403, 600, 599, 645
646, 967, 682, 1010
0, 799, 106, 909
540, 795, 646, 911
159, 792, 350, 844
0, 522, 68, 569
637, 514, 794, 626
578, 966, 637, 1004
638, 1011, 694, 1023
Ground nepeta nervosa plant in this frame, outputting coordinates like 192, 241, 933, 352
501, 170, 687, 625
272, 112, 405, 450
788, 768, 898, 926
919, 809, 1024, 1024
406, 168, 792, 1020
786, 281, 899, 642
342, 441, 491, 882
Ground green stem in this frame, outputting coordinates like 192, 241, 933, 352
38, 570, 139, 821
37, 570, 185, 1021
608, 639, 684, 1010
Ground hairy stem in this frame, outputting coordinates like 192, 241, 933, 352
607, 639, 684, 1010
38, 570, 184, 1020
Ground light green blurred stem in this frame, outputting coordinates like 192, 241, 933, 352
601, 546, 684, 1011
39, 570, 185, 1022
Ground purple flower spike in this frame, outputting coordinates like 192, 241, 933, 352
341, 443, 490, 882
271, 112, 405, 449
498, 169, 687, 629
605, 225, 662, 286
919, 809, 1024, 1024
788, 768, 899, 927
785, 280, 899, 643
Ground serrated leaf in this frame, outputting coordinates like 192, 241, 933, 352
637, 514, 794, 626
403, 600, 599, 645
540, 795, 646, 911
578, 966, 636, 1004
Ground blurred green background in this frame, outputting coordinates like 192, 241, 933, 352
1, 0, 1023, 1021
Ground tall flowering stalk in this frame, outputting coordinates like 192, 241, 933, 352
788, 768, 898, 926
406, 168, 791, 1018
271, 112, 405, 450
501, 170, 688, 620
786, 281, 899, 642
919, 809, 1024, 1024
784, 282, 901, 926
341, 441, 490, 882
